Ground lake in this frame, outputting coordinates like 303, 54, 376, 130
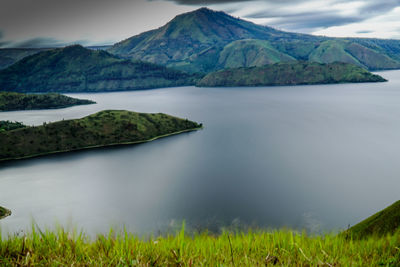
1, 70, 400, 235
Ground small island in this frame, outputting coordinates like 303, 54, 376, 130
0, 206, 11, 220
0, 92, 95, 111
196, 62, 387, 87
0, 110, 202, 161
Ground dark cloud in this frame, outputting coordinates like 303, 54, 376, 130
11, 37, 91, 48
356, 30, 374, 34
165, 0, 400, 33
360, 0, 400, 15
240, 0, 400, 32
0, 31, 9, 47
162, 0, 253, 4
163, 0, 308, 4
248, 10, 363, 32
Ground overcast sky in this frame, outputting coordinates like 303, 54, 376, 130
1, 0, 400, 48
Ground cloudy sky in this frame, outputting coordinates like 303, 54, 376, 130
1, 0, 400, 48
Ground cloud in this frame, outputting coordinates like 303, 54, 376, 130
10, 37, 91, 48
356, 30, 373, 34
247, 10, 363, 32
162, 0, 253, 4
164, 0, 400, 35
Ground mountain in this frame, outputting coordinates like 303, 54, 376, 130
346, 200, 400, 238
0, 45, 198, 93
0, 110, 202, 161
197, 62, 386, 87
0, 92, 95, 111
108, 8, 400, 73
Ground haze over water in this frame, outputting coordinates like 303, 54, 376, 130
1, 70, 400, 235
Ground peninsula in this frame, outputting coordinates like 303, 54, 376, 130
0, 92, 95, 111
196, 62, 386, 87
0, 110, 202, 161
0, 206, 11, 220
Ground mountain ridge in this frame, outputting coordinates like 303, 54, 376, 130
108, 7, 400, 73
0, 45, 198, 93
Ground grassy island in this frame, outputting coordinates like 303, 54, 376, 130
0, 92, 95, 111
197, 62, 387, 87
0, 206, 11, 220
0, 110, 202, 161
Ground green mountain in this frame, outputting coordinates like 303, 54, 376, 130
197, 62, 386, 87
0, 92, 95, 111
108, 8, 400, 73
217, 39, 295, 69
0, 45, 198, 93
0, 110, 202, 161
346, 200, 400, 238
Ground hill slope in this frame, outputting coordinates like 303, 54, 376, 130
0, 45, 198, 93
197, 62, 386, 87
0, 110, 201, 161
108, 8, 400, 73
0, 121, 26, 132
346, 200, 400, 238
0, 92, 95, 111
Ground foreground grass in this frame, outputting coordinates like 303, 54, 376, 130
0, 226, 399, 266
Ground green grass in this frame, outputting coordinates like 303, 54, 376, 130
0, 110, 202, 161
218, 39, 295, 69
0, 92, 95, 111
0, 225, 399, 266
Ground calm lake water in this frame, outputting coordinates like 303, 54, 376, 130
1, 70, 400, 235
